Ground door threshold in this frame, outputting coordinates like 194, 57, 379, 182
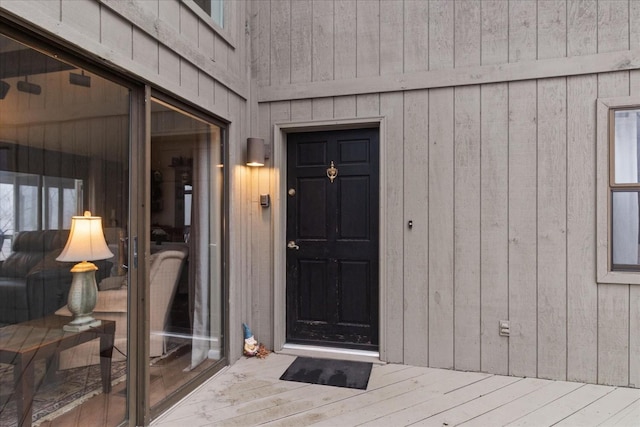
279, 343, 384, 365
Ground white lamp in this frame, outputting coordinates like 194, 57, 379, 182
56, 211, 113, 332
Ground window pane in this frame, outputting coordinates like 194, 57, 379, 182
614, 110, 640, 184
612, 191, 640, 267
150, 99, 224, 409
0, 33, 130, 426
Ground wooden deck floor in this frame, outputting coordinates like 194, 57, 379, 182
151, 353, 640, 427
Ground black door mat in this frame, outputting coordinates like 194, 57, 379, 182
279, 356, 373, 390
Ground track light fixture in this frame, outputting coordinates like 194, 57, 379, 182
0, 81, 9, 99
17, 77, 41, 95
69, 70, 91, 87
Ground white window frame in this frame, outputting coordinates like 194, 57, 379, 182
597, 96, 640, 284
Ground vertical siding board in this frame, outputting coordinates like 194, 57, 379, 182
597, 0, 630, 54
631, 287, 640, 387
380, 0, 403, 76
404, 90, 429, 367
630, 1, 640, 93
597, 71, 631, 387
567, 0, 597, 57
380, 92, 404, 363
428, 0, 454, 70
509, 0, 537, 63
311, 98, 333, 120
428, 87, 454, 369
453, 0, 481, 373
356, 0, 380, 78
565, 0, 598, 384
598, 284, 630, 386
356, 94, 379, 118
334, 0, 357, 80
454, 0, 480, 68
291, 0, 312, 84
101, 7, 133, 59
132, 28, 159, 74
158, 46, 181, 85
480, 0, 508, 66
312, 0, 334, 82
291, 99, 312, 121
538, 0, 567, 60
333, 96, 357, 119
271, 0, 291, 86
158, 0, 180, 35
480, 83, 509, 375
256, 0, 271, 86
507, 80, 538, 378
537, 77, 568, 380
566, 74, 598, 384
453, 85, 481, 372
179, 4, 199, 44
404, 0, 430, 72
60, 0, 100, 43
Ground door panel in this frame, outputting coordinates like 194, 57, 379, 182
286, 128, 379, 350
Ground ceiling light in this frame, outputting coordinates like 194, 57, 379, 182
17, 77, 41, 95
69, 70, 91, 87
0, 81, 9, 99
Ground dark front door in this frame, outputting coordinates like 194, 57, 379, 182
286, 128, 379, 351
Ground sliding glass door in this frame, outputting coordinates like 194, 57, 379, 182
147, 99, 225, 411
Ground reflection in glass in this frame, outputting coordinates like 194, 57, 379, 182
149, 100, 224, 409
612, 191, 640, 267
614, 110, 640, 184
0, 33, 129, 426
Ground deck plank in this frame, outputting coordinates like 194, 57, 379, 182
151, 354, 640, 427
463, 380, 584, 426
357, 375, 521, 426
555, 387, 639, 426
266, 368, 490, 426
506, 384, 616, 426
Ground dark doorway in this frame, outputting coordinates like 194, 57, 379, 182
286, 128, 379, 351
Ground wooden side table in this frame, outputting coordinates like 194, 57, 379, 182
0, 315, 115, 427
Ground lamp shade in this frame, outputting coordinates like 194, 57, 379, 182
56, 211, 113, 262
246, 137, 265, 167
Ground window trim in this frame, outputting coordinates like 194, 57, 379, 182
597, 96, 640, 284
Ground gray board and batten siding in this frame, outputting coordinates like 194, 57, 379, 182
253, 0, 640, 389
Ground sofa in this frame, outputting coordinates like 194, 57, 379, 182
0, 230, 111, 325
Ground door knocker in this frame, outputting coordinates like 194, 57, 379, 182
326, 161, 338, 183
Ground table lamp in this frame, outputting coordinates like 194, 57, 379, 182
57, 211, 113, 332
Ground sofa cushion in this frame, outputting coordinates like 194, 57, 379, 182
0, 277, 29, 324
0, 230, 69, 278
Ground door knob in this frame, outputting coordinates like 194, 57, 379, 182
287, 241, 300, 250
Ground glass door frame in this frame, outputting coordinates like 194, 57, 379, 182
0, 20, 230, 427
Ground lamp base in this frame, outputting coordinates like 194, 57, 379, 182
65, 261, 101, 332
64, 318, 102, 332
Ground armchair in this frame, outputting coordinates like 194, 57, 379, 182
55, 248, 187, 369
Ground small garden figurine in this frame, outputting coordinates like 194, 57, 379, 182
243, 323, 259, 357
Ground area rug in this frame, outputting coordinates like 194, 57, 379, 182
279, 356, 372, 390
0, 359, 127, 427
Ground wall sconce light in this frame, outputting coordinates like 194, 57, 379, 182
17, 77, 41, 95
69, 70, 91, 87
56, 211, 113, 331
0, 81, 9, 99
247, 137, 269, 167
